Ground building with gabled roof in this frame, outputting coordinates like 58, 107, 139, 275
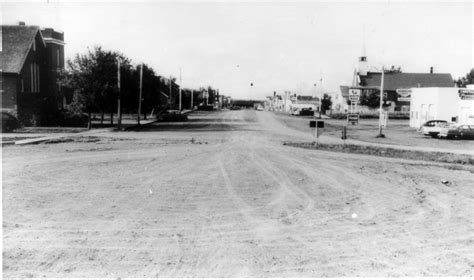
1, 23, 65, 125
359, 71, 454, 91
340, 44, 455, 112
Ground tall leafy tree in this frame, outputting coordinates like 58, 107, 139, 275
60, 46, 132, 128
321, 94, 332, 113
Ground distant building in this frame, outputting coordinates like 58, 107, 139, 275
357, 71, 455, 112
340, 45, 455, 112
1, 23, 65, 125
267, 92, 320, 113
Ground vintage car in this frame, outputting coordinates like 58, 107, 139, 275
1, 112, 21, 132
438, 124, 474, 139
419, 120, 448, 137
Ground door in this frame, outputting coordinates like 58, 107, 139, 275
420, 104, 427, 125
428, 104, 435, 120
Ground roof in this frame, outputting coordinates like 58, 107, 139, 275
297, 95, 319, 102
340, 85, 350, 98
360, 72, 454, 91
0, 25, 42, 74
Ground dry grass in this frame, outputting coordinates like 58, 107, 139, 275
283, 142, 474, 165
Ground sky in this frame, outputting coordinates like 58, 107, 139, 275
2, 0, 473, 99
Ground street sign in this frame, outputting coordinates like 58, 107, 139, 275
348, 88, 361, 104
309, 120, 324, 128
459, 89, 474, 100
347, 114, 359, 125
396, 88, 412, 102
349, 95, 360, 102
310, 120, 324, 146
348, 88, 361, 97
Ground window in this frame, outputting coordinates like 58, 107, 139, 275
36, 63, 40, 92
57, 49, 60, 67
32, 40, 36, 51
30, 64, 34, 92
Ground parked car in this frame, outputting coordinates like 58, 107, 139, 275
419, 120, 448, 137
1, 112, 20, 132
256, 105, 264, 111
160, 111, 188, 122
438, 124, 474, 139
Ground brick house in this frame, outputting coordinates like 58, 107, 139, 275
0, 23, 65, 125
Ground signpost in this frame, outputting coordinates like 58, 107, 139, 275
379, 110, 388, 128
347, 114, 359, 125
347, 87, 361, 125
309, 120, 324, 147
341, 126, 347, 146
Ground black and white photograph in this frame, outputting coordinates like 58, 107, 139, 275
1, 0, 473, 277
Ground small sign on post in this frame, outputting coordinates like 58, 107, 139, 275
309, 120, 324, 147
347, 114, 359, 125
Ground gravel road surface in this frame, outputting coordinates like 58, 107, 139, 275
2, 109, 473, 277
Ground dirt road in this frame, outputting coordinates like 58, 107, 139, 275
2, 110, 473, 277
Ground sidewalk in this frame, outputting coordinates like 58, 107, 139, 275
7, 118, 158, 146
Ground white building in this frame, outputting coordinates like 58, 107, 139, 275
459, 85, 474, 125
410, 86, 474, 128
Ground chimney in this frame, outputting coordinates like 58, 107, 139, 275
430, 66, 434, 74
19, 21, 26, 26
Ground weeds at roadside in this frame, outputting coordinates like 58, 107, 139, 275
283, 142, 474, 166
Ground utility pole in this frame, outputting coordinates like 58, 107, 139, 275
117, 58, 122, 129
137, 63, 143, 125
319, 69, 323, 119
378, 66, 385, 137
190, 89, 194, 110
169, 75, 172, 109
179, 67, 182, 112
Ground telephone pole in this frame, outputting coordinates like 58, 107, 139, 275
137, 63, 143, 125
378, 66, 385, 137
190, 89, 194, 110
179, 67, 182, 112
319, 69, 323, 119
117, 58, 122, 129
169, 75, 172, 109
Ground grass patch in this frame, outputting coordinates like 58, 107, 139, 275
328, 112, 409, 120
283, 142, 474, 165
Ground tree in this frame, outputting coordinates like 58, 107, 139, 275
384, 65, 402, 73
354, 89, 390, 108
321, 94, 332, 113
60, 46, 132, 128
455, 68, 474, 87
